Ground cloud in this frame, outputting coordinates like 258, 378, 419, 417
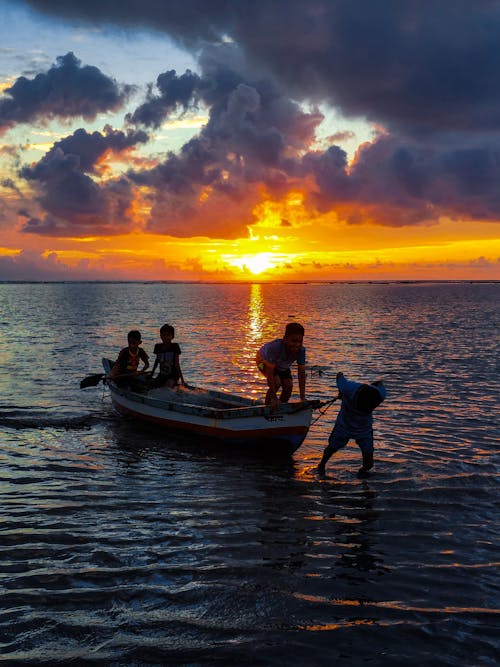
144, 94, 500, 231
1, 177, 19, 191
20, 147, 137, 237
11, 2, 500, 238
0, 52, 132, 133
49, 125, 149, 173
125, 51, 323, 237
0, 249, 98, 280
15, 124, 150, 236
127, 69, 202, 128
306, 135, 500, 225
23, 2, 500, 137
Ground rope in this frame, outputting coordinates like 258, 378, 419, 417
311, 395, 339, 424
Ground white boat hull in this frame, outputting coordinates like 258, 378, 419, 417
103, 361, 315, 455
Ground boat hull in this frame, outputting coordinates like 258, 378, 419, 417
106, 383, 314, 455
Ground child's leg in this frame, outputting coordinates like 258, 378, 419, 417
257, 359, 281, 405
279, 376, 293, 402
360, 451, 374, 471
317, 424, 349, 473
154, 373, 167, 388
265, 375, 281, 404
356, 431, 374, 476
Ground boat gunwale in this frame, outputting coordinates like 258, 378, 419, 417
108, 383, 315, 421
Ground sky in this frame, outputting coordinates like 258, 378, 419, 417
1, 0, 499, 282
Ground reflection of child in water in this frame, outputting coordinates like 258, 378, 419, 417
151, 324, 185, 388
317, 372, 386, 477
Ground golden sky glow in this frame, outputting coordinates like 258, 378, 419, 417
1, 4, 499, 282
1, 156, 499, 280
2, 208, 498, 281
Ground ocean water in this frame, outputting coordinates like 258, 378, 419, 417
0, 281, 498, 666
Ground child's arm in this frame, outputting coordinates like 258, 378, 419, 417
336, 372, 360, 399
110, 361, 121, 378
297, 363, 306, 400
110, 349, 125, 378
174, 354, 185, 386
140, 349, 150, 372
372, 379, 386, 401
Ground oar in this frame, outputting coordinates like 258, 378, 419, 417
80, 369, 153, 389
80, 373, 105, 389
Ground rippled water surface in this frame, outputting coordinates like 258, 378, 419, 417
1, 282, 499, 666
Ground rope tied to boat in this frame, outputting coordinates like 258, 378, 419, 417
310, 395, 340, 424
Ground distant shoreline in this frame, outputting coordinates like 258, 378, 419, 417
1, 279, 499, 285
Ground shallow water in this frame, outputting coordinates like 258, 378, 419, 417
0, 282, 499, 665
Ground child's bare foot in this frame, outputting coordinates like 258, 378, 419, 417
357, 466, 372, 478
316, 464, 326, 476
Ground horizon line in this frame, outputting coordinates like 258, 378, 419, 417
1, 279, 499, 285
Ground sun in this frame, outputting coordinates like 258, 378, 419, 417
225, 252, 279, 275
243, 254, 276, 275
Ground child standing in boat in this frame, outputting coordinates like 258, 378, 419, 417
316, 372, 386, 477
256, 322, 307, 411
111, 330, 150, 388
151, 323, 185, 388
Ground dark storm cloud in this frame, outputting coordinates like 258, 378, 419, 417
305, 135, 500, 224
0, 52, 132, 132
20, 146, 136, 236
51, 126, 149, 172
23, 0, 236, 45
127, 44, 500, 233
23, 1, 500, 137
127, 69, 202, 128
127, 56, 323, 236
154, 50, 320, 170
16, 1, 500, 233
16, 125, 148, 235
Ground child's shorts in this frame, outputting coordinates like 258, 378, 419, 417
327, 424, 374, 454
155, 371, 180, 387
256, 353, 292, 381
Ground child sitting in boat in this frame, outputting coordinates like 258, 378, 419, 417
316, 372, 386, 477
111, 330, 150, 390
256, 322, 306, 411
151, 323, 185, 388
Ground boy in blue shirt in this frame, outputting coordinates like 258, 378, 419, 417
317, 372, 386, 477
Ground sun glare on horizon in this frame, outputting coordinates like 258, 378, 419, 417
224, 252, 283, 276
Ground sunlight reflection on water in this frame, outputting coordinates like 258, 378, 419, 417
0, 282, 498, 665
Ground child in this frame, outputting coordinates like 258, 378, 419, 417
317, 372, 386, 477
256, 322, 306, 410
111, 330, 150, 388
151, 323, 185, 388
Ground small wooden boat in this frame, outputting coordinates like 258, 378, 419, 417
101, 359, 319, 455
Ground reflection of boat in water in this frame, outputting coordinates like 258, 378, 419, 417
102, 359, 320, 455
